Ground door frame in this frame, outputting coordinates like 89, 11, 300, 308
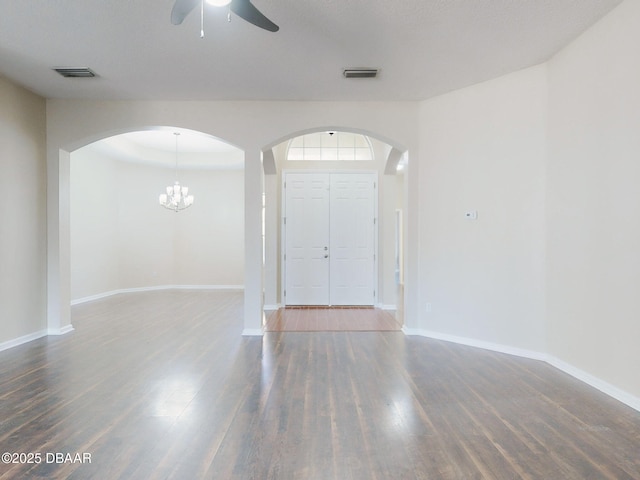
281, 169, 379, 307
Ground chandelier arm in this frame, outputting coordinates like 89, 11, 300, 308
174, 132, 180, 176
158, 131, 193, 212
200, 0, 205, 38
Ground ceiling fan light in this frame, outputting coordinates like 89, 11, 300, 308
206, 0, 232, 6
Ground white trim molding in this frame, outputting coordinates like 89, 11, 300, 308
403, 327, 640, 413
263, 304, 281, 311
71, 285, 245, 305
403, 328, 546, 361
0, 330, 48, 353
546, 356, 640, 413
48, 325, 75, 336
242, 328, 264, 336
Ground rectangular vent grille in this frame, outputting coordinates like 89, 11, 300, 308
54, 67, 97, 78
343, 68, 379, 79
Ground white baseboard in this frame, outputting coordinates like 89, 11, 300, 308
0, 330, 48, 352
263, 304, 281, 311
71, 285, 245, 305
401, 326, 422, 336
402, 327, 546, 361
71, 290, 119, 305
403, 327, 640, 413
48, 325, 75, 336
378, 304, 397, 311
546, 356, 640, 412
242, 328, 264, 336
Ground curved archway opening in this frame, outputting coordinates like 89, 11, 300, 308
286, 131, 374, 161
263, 125, 407, 175
68, 127, 245, 305
261, 127, 408, 326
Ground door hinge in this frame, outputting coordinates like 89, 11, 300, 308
284, 217, 286, 225
284, 289, 286, 297
374, 218, 376, 224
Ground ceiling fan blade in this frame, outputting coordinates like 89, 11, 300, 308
171, 0, 200, 25
230, 0, 279, 32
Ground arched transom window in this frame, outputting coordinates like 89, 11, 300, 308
287, 131, 373, 161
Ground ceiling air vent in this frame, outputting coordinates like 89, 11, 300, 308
53, 67, 97, 78
343, 68, 379, 79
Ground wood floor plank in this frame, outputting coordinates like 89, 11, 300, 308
1, 290, 639, 479
265, 307, 401, 332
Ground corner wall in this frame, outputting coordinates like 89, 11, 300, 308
0, 76, 47, 346
414, 0, 639, 406
547, 0, 640, 400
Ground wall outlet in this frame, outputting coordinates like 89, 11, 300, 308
464, 210, 478, 220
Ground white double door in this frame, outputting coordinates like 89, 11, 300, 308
284, 172, 377, 306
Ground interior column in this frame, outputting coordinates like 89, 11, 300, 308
242, 148, 265, 335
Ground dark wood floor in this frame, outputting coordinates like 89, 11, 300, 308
265, 306, 401, 332
1, 290, 639, 479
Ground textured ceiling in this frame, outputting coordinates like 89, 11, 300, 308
0, 0, 624, 102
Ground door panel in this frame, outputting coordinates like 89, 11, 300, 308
284, 173, 330, 305
284, 172, 376, 306
330, 174, 376, 305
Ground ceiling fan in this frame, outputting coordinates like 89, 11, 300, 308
171, 0, 279, 32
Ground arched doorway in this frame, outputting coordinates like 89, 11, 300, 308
261, 127, 407, 326
62, 127, 245, 324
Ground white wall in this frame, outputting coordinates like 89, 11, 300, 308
70, 149, 120, 299
379, 169, 401, 309
0, 76, 47, 345
171, 168, 245, 287
70, 146, 244, 301
547, 0, 640, 399
115, 161, 177, 291
412, 0, 640, 404
417, 65, 548, 353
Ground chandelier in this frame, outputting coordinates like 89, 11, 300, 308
159, 132, 194, 212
